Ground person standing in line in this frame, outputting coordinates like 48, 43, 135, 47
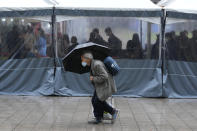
35, 28, 47, 57
104, 27, 122, 57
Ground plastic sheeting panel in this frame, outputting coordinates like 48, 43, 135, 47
0, 58, 162, 97
164, 19, 197, 98
164, 60, 197, 98
1, 57, 197, 98
0, 58, 55, 95
55, 59, 162, 97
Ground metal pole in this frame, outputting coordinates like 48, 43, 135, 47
147, 22, 152, 58
140, 20, 143, 46
160, 8, 166, 97
52, 6, 56, 77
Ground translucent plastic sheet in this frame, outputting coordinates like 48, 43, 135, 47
0, 17, 54, 59
0, 15, 163, 97
165, 20, 197, 62
55, 17, 160, 60
0, 14, 163, 96
164, 20, 197, 98
0, 16, 56, 95
55, 17, 162, 97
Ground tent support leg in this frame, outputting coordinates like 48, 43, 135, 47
140, 20, 143, 47
160, 8, 167, 97
52, 6, 56, 77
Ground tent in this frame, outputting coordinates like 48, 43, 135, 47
0, 0, 165, 97
157, 0, 197, 98
0, 0, 55, 17
0, 0, 57, 95
55, 0, 160, 16
1, 0, 197, 98
54, 0, 164, 97
4, 0, 194, 98
54, 0, 162, 24
160, 0, 197, 16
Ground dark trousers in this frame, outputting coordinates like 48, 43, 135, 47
91, 91, 114, 119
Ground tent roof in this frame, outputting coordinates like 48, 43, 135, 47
161, 0, 197, 14
0, 0, 162, 22
0, 0, 55, 17
56, 0, 160, 10
0, 0, 55, 10
158, 0, 197, 20
55, 0, 161, 17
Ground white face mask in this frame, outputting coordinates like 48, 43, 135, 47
81, 61, 87, 67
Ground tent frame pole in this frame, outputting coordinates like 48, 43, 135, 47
160, 8, 167, 97
52, 6, 56, 77
140, 20, 143, 46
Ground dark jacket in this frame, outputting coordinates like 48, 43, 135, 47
127, 40, 143, 59
108, 34, 122, 50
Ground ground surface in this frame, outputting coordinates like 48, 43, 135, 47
0, 96, 197, 131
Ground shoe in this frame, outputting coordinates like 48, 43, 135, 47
103, 112, 112, 120
88, 118, 102, 124
111, 109, 119, 124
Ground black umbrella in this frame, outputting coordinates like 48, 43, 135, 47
62, 42, 110, 74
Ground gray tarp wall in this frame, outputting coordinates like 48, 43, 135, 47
0, 58, 55, 95
55, 59, 162, 97
0, 58, 162, 97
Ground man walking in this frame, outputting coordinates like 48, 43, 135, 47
81, 51, 119, 124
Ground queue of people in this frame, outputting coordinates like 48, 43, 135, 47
88, 27, 142, 59
0, 24, 51, 59
161, 30, 197, 62
87, 27, 197, 61
1, 24, 197, 62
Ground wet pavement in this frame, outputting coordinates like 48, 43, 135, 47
0, 96, 197, 131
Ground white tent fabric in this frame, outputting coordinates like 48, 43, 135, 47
0, 0, 162, 23
0, 0, 161, 12
0, 0, 56, 22
0, 0, 55, 11
55, 0, 160, 11
157, 0, 174, 7
159, 0, 197, 14
29, 16, 82, 22
54, 0, 162, 23
138, 17, 188, 25
157, 0, 197, 24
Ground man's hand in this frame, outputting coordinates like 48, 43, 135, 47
90, 76, 94, 81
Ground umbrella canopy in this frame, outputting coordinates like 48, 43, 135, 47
62, 42, 110, 74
